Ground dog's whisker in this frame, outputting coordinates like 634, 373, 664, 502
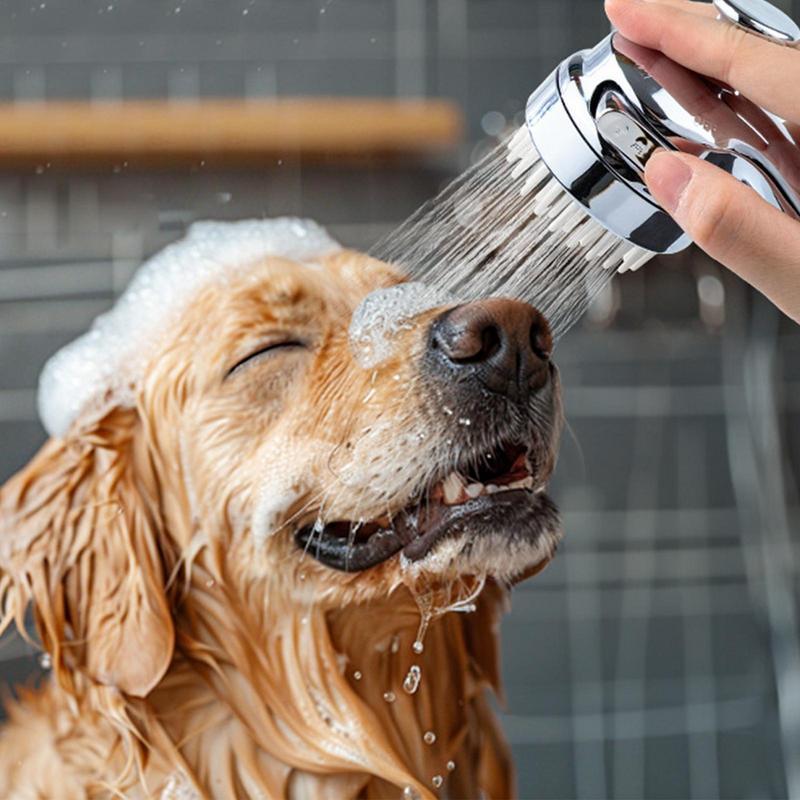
270, 489, 329, 538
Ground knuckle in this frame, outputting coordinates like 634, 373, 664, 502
689, 188, 739, 256
719, 26, 752, 88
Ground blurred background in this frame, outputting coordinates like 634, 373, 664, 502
0, 1, 799, 798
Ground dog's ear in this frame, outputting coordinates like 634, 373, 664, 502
0, 406, 175, 698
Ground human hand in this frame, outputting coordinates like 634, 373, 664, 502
605, 0, 800, 323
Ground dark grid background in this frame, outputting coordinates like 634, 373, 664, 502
1, 1, 799, 798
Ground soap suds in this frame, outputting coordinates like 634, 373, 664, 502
348, 282, 456, 367
38, 218, 341, 437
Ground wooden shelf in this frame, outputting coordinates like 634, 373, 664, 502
0, 98, 463, 168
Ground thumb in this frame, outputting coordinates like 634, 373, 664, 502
644, 149, 800, 324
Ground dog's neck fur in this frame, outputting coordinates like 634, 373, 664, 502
143, 563, 514, 799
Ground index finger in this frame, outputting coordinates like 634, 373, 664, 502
606, 0, 800, 125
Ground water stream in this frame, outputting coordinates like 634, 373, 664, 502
368, 126, 653, 341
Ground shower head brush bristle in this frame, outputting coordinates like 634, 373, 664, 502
505, 125, 654, 274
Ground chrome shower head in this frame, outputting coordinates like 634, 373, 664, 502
524, 0, 800, 254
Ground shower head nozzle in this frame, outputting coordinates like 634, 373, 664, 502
524, 0, 800, 254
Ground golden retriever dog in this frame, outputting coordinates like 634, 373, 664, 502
0, 219, 562, 799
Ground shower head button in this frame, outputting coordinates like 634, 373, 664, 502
713, 0, 800, 45
595, 108, 661, 173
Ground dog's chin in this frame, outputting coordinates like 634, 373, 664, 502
294, 437, 562, 581
398, 490, 562, 584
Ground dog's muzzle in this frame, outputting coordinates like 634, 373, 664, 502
294, 297, 562, 573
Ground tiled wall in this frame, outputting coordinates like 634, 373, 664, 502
1, 1, 799, 798
0, 0, 610, 140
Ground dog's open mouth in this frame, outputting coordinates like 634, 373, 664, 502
295, 440, 549, 572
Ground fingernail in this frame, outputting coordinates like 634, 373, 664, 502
645, 150, 693, 213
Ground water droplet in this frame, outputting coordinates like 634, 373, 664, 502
481, 109, 507, 137
432, 774, 443, 789
390, 635, 400, 654
402, 787, 420, 800
38, 652, 52, 669
403, 665, 422, 694
446, 760, 456, 771
383, 691, 396, 703
423, 730, 436, 745
412, 640, 424, 655
353, 670, 362, 681
457, 417, 471, 426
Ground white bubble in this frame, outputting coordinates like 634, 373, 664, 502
349, 282, 456, 368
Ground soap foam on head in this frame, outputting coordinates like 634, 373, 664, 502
38, 218, 341, 437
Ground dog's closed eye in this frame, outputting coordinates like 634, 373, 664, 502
226, 340, 307, 379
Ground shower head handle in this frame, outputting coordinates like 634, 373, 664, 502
525, 0, 800, 254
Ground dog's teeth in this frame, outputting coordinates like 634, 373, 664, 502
486, 484, 499, 494
466, 483, 483, 498
442, 472, 464, 504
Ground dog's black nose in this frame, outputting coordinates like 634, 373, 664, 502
428, 298, 552, 398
